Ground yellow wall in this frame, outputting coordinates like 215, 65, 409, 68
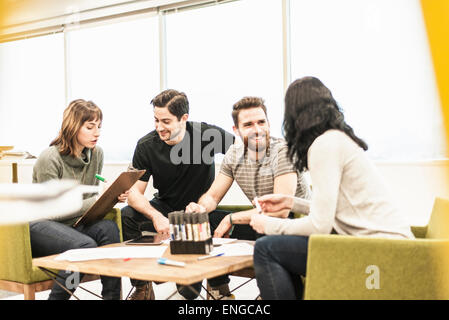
421, 0, 449, 153
421, 0, 449, 298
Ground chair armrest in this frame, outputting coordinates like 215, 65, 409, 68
411, 225, 428, 239
216, 205, 253, 212
304, 234, 449, 300
0, 223, 35, 283
0, 209, 123, 284
103, 208, 123, 242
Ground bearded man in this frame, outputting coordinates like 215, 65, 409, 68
186, 96, 311, 238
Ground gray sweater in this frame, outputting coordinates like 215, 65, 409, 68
32, 145, 104, 225
264, 130, 414, 239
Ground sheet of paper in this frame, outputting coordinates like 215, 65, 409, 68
55, 246, 168, 262
210, 242, 254, 256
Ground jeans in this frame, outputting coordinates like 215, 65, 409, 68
121, 198, 259, 299
30, 219, 121, 300
253, 235, 309, 300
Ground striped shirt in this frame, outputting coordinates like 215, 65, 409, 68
220, 137, 311, 202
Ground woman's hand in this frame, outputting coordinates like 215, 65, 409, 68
249, 213, 268, 234
100, 181, 129, 203
257, 194, 294, 213
117, 190, 129, 203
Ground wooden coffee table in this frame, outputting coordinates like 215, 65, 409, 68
32, 241, 255, 300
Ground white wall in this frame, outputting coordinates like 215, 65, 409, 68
1, 159, 449, 226
375, 160, 449, 226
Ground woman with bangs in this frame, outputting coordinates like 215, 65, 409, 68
30, 99, 124, 300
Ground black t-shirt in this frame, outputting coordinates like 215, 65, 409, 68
132, 121, 234, 211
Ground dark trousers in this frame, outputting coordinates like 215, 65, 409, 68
30, 219, 121, 300
253, 235, 309, 300
121, 198, 258, 299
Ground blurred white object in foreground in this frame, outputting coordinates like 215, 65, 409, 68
0, 180, 98, 224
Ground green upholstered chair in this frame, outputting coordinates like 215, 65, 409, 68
303, 197, 449, 300
216, 205, 253, 213
0, 208, 122, 300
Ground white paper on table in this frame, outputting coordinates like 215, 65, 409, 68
209, 242, 254, 257
55, 246, 168, 262
212, 238, 238, 246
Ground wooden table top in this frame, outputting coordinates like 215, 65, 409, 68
32, 241, 254, 285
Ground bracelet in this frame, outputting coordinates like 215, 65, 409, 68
229, 213, 235, 236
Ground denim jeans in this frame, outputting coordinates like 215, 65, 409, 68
121, 199, 258, 299
30, 219, 121, 300
253, 235, 309, 300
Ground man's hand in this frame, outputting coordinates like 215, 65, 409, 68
152, 213, 170, 234
213, 215, 232, 238
185, 202, 206, 214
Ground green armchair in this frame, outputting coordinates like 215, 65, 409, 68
303, 197, 449, 300
0, 208, 122, 300
216, 205, 253, 213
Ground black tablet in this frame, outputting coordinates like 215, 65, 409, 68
125, 234, 168, 245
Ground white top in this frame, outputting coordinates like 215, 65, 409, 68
264, 130, 414, 239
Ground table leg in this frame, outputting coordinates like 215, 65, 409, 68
203, 277, 256, 300
12, 162, 18, 183
166, 284, 206, 300
38, 267, 81, 300
38, 267, 103, 300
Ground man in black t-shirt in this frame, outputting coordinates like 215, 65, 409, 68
121, 89, 234, 300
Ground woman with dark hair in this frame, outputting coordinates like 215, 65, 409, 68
249, 77, 414, 300
30, 99, 126, 300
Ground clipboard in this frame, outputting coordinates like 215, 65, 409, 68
73, 169, 145, 227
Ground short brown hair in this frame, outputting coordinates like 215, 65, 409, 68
151, 89, 189, 120
50, 99, 102, 156
232, 97, 267, 127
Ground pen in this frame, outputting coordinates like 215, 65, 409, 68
95, 174, 107, 183
157, 258, 186, 267
254, 197, 262, 213
197, 253, 224, 260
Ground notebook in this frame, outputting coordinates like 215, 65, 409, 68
73, 169, 145, 227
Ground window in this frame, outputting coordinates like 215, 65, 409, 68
0, 34, 65, 157
165, 0, 284, 141
290, 0, 444, 160
0, 0, 445, 163
66, 17, 160, 161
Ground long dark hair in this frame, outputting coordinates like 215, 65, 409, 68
283, 77, 368, 172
